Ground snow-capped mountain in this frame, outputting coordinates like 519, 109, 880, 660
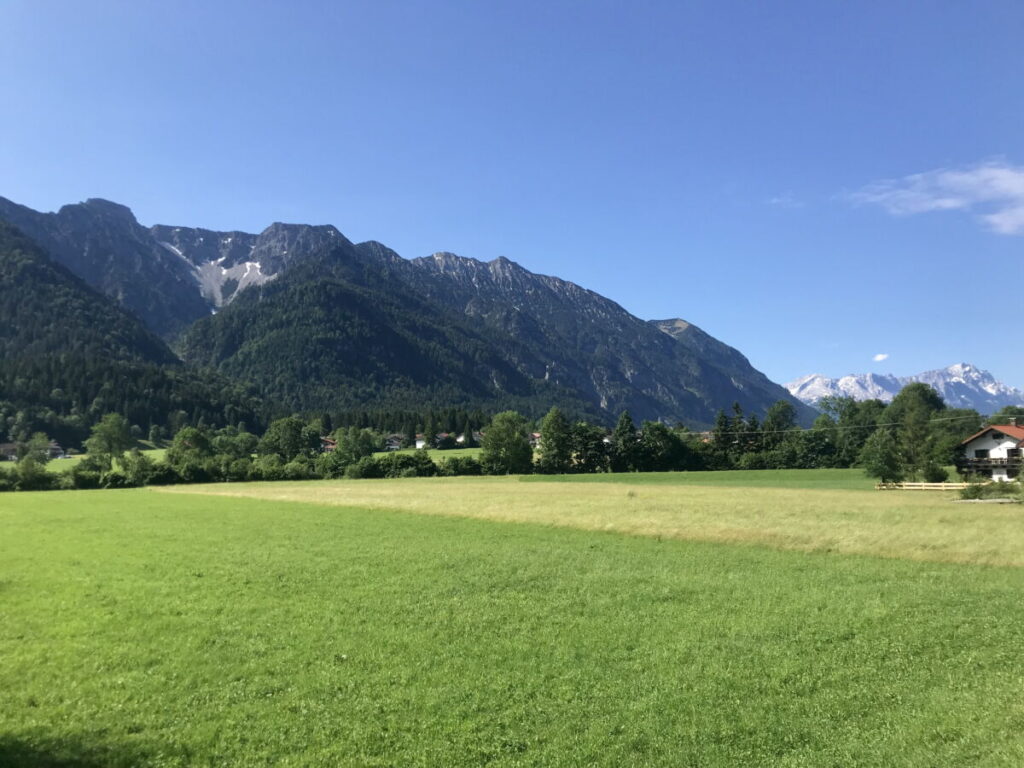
787, 364, 1024, 414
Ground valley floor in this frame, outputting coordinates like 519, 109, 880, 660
2, 470, 1022, 766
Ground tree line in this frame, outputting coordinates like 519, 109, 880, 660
3, 382, 1018, 493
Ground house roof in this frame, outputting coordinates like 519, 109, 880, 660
960, 424, 1024, 445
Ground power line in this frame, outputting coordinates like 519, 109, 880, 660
676, 412, 985, 439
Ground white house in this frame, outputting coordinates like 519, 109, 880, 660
957, 422, 1023, 482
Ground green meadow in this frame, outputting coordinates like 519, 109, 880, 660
373, 446, 483, 460
2, 470, 1023, 766
37, 447, 168, 474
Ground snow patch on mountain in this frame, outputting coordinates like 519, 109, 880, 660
786, 363, 1024, 414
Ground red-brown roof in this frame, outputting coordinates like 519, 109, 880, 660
960, 424, 1024, 445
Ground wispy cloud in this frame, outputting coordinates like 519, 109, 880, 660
766, 192, 802, 209
850, 160, 1024, 234
873, 353, 889, 362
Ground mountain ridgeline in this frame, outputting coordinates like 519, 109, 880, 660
0, 195, 817, 428
0, 221, 264, 445
787, 364, 1024, 415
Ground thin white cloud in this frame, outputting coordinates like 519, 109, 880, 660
850, 160, 1024, 235
766, 193, 802, 209
873, 353, 889, 362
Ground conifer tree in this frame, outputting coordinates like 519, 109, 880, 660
610, 411, 640, 472
536, 407, 572, 474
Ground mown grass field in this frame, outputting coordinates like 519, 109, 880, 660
164, 469, 1022, 566
373, 446, 483, 460
36, 447, 167, 474
2, 470, 1023, 766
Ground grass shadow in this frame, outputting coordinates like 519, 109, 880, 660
0, 735, 168, 767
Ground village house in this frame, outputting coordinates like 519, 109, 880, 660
0, 441, 65, 460
455, 431, 483, 445
956, 420, 1023, 482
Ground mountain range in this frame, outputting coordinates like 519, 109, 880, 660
0, 220, 264, 444
786, 364, 1024, 414
0, 194, 820, 428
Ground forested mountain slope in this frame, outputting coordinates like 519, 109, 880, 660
178, 240, 601, 418
0, 222, 264, 444
1, 195, 814, 427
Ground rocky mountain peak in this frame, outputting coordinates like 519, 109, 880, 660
786, 364, 1023, 414
652, 318, 692, 338
0, 196, 211, 338
78, 198, 137, 221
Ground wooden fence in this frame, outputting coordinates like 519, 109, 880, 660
875, 482, 970, 490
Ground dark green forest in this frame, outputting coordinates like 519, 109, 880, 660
178, 245, 603, 420
0, 223, 265, 446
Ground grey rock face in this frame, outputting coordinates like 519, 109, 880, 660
393, 250, 815, 426
0, 196, 211, 338
0, 194, 815, 426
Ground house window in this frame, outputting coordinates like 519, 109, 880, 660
990, 432, 1003, 440
974, 449, 990, 459
1008, 448, 1022, 459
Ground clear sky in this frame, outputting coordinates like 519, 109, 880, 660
2, 1, 1022, 388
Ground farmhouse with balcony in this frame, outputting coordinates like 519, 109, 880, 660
955, 421, 1023, 481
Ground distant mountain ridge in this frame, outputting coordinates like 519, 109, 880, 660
786, 364, 1023, 414
0, 195, 817, 427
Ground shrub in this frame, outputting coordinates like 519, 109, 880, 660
737, 452, 768, 470
69, 465, 103, 490
251, 455, 285, 481
176, 461, 215, 484
101, 470, 133, 489
13, 457, 57, 491
960, 482, 1018, 500
921, 464, 949, 483
438, 456, 483, 476
376, 452, 438, 478
315, 450, 351, 479
224, 458, 253, 482
146, 462, 182, 486
122, 450, 157, 487
282, 460, 314, 481
345, 456, 384, 479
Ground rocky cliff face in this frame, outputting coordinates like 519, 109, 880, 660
392, 251, 816, 425
149, 221, 347, 307
0, 195, 352, 336
0, 196, 211, 338
1, 195, 815, 426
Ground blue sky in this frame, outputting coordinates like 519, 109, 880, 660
2, 1, 1022, 388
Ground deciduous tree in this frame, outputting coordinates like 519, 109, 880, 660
480, 411, 533, 475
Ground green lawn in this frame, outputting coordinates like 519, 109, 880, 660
373, 446, 482, 460
2, 477, 1023, 766
41, 447, 167, 473
522, 466, 879, 490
